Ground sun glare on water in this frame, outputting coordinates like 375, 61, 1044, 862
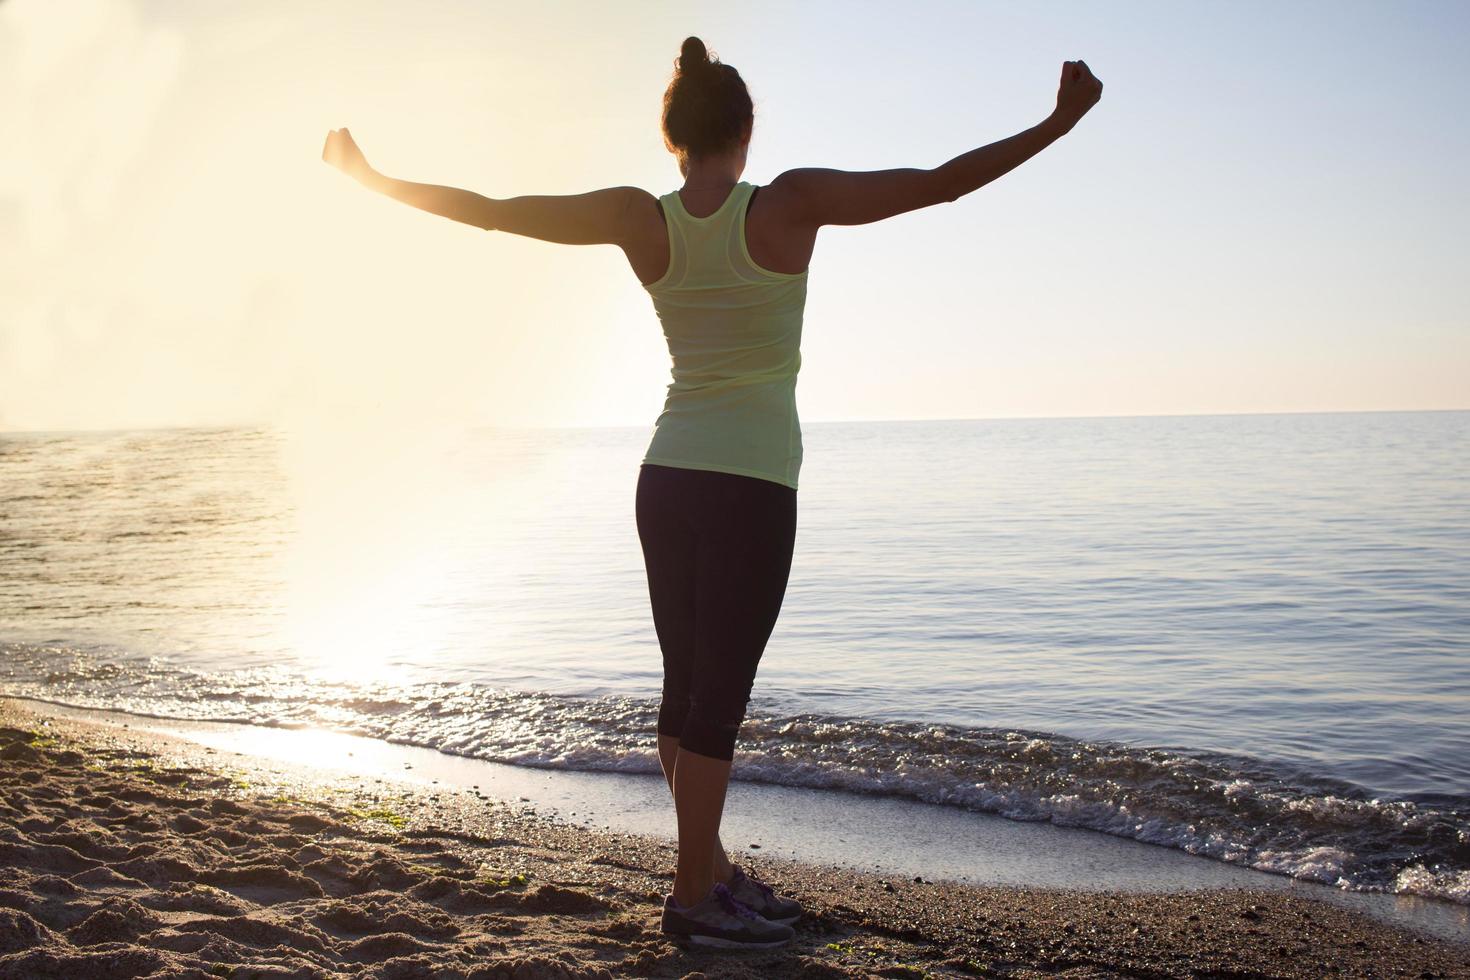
269, 424, 533, 686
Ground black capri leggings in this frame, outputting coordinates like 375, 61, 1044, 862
636, 463, 797, 762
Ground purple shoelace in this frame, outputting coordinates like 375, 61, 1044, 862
734, 865, 777, 902
712, 881, 762, 920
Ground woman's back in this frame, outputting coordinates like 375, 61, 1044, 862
628, 179, 817, 285
640, 180, 807, 491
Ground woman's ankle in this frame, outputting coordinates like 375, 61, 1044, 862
672, 885, 709, 910
672, 872, 715, 909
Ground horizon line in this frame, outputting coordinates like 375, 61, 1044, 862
2, 406, 1466, 438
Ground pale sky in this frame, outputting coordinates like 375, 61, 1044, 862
2, 0, 1466, 433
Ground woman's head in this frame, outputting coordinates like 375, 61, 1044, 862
661, 37, 754, 177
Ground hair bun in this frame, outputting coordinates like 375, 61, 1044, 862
678, 36, 710, 74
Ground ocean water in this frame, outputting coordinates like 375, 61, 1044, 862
2, 412, 1468, 905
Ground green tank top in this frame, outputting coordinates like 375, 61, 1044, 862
641, 180, 809, 490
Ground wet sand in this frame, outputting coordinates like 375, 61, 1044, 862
1, 698, 1466, 978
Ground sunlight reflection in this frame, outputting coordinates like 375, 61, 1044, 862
272, 422, 536, 684
171, 723, 405, 779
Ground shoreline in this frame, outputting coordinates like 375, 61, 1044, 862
13, 695, 1470, 943
1, 699, 1466, 979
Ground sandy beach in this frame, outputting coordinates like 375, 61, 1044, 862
1, 698, 1465, 979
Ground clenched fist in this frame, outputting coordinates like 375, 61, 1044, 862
1053, 60, 1103, 130
322, 127, 371, 180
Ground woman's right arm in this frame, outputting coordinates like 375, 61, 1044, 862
774, 60, 1102, 228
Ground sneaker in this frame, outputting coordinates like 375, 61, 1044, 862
726, 864, 803, 925
660, 880, 796, 949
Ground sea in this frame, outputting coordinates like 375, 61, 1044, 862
2, 411, 1467, 907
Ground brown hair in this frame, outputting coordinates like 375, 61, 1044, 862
661, 37, 754, 174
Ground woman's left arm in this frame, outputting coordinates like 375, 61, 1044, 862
322, 127, 641, 245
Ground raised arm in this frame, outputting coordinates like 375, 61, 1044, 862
320, 127, 642, 245
773, 60, 1103, 228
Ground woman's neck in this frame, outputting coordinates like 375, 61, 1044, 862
681, 159, 742, 192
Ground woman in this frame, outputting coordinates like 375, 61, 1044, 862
323, 36, 1102, 951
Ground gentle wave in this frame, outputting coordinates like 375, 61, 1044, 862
5, 641, 1467, 906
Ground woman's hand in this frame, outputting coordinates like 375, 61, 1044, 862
1051, 60, 1103, 132
322, 127, 371, 181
